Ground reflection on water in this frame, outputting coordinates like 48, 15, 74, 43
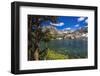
40, 39, 88, 59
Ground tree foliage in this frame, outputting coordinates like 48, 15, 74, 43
28, 15, 58, 60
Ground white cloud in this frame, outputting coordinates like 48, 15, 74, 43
50, 22, 64, 26
78, 17, 85, 22
60, 22, 64, 26
75, 24, 79, 27
65, 27, 71, 30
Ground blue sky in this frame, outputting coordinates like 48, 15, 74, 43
32, 16, 88, 31
55, 16, 88, 31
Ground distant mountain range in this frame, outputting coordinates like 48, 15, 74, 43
42, 25, 88, 35
42, 25, 88, 40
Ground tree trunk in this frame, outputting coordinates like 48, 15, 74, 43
33, 47, 39, 60
32, 40, 40, 60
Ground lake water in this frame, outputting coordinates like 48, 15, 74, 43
40, 39, 88, 59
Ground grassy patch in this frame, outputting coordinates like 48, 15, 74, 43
40, 48, 69, 60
